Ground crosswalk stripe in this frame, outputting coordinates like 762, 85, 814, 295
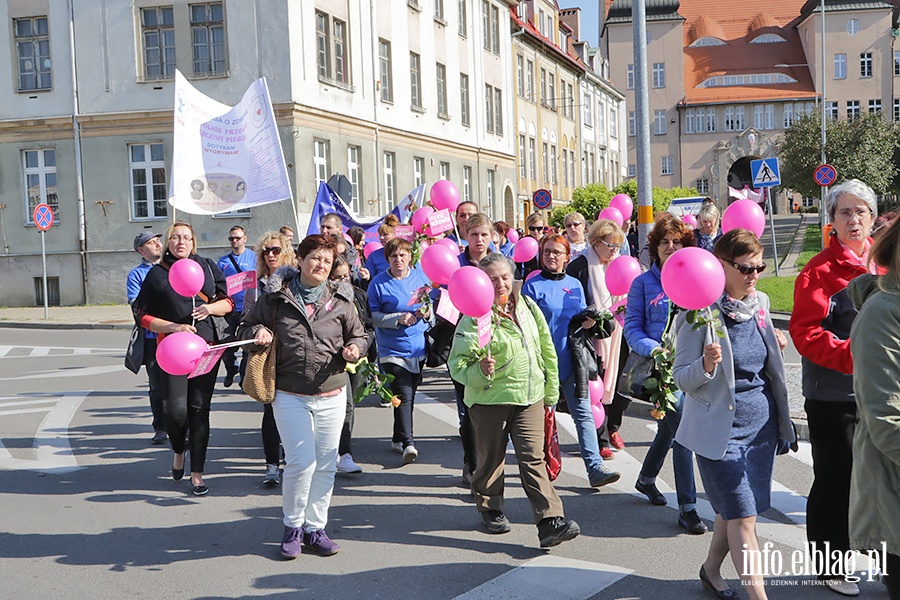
0, 398, 57, 409
0, 407, 54, 416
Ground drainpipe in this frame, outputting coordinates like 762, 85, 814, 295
68, 0, 88, 304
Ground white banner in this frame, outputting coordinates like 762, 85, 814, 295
169, 70, 292, 215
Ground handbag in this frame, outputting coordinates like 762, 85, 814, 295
124, 324, 145, 374
543, 406, 562, 481
617, 351, 657, 402
242, 338, 277, 403
425, 317, 455, 368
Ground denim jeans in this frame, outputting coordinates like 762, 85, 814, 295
272, 388, 345, 531
561, 372, 604, 478
638, 392, 697, 511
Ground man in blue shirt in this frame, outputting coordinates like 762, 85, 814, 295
126, 231, 166, 444
217, 225, 256, 387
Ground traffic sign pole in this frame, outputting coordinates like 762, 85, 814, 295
33, 203, 54, 319
764, 188, 780, 277
40, 230, 48, 319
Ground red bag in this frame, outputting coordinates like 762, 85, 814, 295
544, 406, 562, 481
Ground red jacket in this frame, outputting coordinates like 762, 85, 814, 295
789, 235, 872, 401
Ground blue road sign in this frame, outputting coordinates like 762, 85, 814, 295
750, 158, 781, 188
33, 203, 54, 231
533, 189, 552, 210
814, 164, 837, 187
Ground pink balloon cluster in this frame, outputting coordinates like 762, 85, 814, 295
169, 259, 205, 297
605, 256, 641, 296
448, 266, 493, 317
433, 237, 459, 251
420, 244, 460, 285
722, 199, 765, 238
609, 194, 634, 220
430, 180, 461, 213
411, 206, 434, 234
588, 379, 606, 426
156, 331, 207, 376
660, 247, 726, 310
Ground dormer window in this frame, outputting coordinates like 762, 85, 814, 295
750, 33, 787, 44
697, 73, 797, 88
690, 36, 726, 47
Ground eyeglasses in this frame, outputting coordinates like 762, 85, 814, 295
836, 208, 872, 221
330, 272, 351, 281
170, 235, 193, 242
529, 226, 544, 232
228, 236, 244, 241
730, 261, 767, 275
263, 246, 282, 256
598, 240, 622, 250
565, 222, 584, 228
542, 249, 567, 257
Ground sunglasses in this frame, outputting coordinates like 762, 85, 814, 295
263, 246, 282, 256
529, 226, 544, 232
228, 236, 244, 241
730, 261, 766, 275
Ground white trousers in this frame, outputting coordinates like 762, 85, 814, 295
272, 388, 345, 530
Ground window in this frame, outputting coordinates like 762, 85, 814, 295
542, 142, 549, 183
482, 1, 490, 50
735, 106, 745, 130
550, 145, 557, 184
490, 4, 500, 54
485, 84, 494, 133
724, 106, 734, 131
130, 143, 167, 219
458, 0, 467, 35
463, 166, 472, 201
494, 87, 503, 135
869, 99, 881, 114
628, 111, 636, 136
190, 3, 227, 75
685, 109, 695, 134
597, 100, 605, 135
526, 60, 534, 101
653, 110, 666, 135
440, 161, 450, 180
827, 101, 839, 120
566, 82, 574, 119
750, 33, 786, 44
894, 99, 900, 122
410, 53, 422, 109
706, 107, 717, 132
754, 105, 764, 129
895, 51, 900, 76
661, 156, 674, 175
846, 19, 859, 35
690, 36, 726, 47
383, 152, 395, 208
548, 74, 556, 109
561, 149, 568, 186
627, 164, 636, 178
332, 19, 347, 84
517, 54, 525, 97
23, 149, 58, 222
482, 1, 500, 53
436, 63, 448, 117
518, 135, 527, 179
486, 169, 495, 212
783, 103, 793, 128
627, 64, 635, 90
764, 104, 774, 129
347, 146, 361, 213
568, 150, 575, 186
528, 137, 536, 179
847, 99, 860, 121
435, 0, 444, 21
313, 140, 330, 187
834, 53, 847, 79
652, 63, 665, 88
315, 13, 329, 79
14, 16, 51, 91
610, 106, 618, 138
413, 156, 424, 187
698, 73, 797, 88
540, 68, 547, 105
860, 53, 873, 78
141, 7, 175, 81
460, 73, 470, 126
696, 177, 709, 195
379, 40, 393, 102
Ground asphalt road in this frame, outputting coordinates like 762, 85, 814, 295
0, 328, 890, 599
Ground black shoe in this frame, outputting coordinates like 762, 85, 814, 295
192, 484, 209, 496
152, 431, 168, 445
635, 480, 667, 505
537, 517, 580, 548
223, 373, 235, 388
481, 510, 511, 534
679, 510, 708, 535
699, 565, 738, 599
172, 467, 184, 481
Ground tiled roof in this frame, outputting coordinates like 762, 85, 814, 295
799, 0, 894, 19
509, 7, 587, 72
606, 0, 683, 24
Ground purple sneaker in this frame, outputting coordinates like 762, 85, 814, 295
280, 526, 302, 559
303, 529, 341, 556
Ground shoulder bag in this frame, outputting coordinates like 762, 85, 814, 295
242, 336, 277, 403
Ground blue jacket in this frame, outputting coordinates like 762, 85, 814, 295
126, 260, 157, 339
624, 264, 671, 357
521, 272, 587, 382
217, 249, 256, 311
368, 267, 431, 358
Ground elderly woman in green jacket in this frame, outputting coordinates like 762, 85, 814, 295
449, 253, 580, 549
848, 217, 900, 599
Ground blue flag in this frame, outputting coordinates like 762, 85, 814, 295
306, 182, 422, 242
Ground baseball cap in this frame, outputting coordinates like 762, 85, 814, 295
133, 231, 161, 252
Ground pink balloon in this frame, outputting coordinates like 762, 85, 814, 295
506, 229, 519, 244
363, 242, 383, 259
448, 266, 493, 317
169, 259, 205, 297
610, 194, 634, 219
411, 206, 435, 234
512, 236, 539, 263
525, 269, 541, 281
598, 206, 624, 227
434, 237, 460, 251
420, 244, 460, 286
660, 247, 726, 310
342, 232, 353, 244
430, 180, 461, 213
605, 256, 642, 296
722, 199, 765, 238
588, 378, 605, 406
419, 240, 430, 253
682, 214, 698, 229
156, 331, 207, 376
590, 399, 606, 428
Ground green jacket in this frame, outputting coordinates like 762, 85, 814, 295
448, 294, 559, 408
848, 274, 900, 556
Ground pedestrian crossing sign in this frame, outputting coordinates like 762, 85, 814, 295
750, 158, 781, 188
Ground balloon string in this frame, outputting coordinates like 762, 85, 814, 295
192, 296, 196, 328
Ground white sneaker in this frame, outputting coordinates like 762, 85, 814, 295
336, 453, 362, 474
391, 442, 403, 454
262, 463, 281, 485
824, 578, 860, 597
402, 445, 418, 463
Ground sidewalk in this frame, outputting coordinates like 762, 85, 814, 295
0, 304, 134, 330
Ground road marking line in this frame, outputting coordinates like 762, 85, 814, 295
30, 347, 50, 357
0, 364, 126, 381
0, 392, 87, 474
0, 398, 57, 408
453, 555, 630, 600
0, 407, 54, 416
0, 346, 14, 357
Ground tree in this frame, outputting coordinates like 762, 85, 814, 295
779, 112, 899, 198
548, 181, 698, 227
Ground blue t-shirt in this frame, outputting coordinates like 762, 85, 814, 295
368, 267, 431, 358
127, 260, 157, 339
367, 250, 390, 279
216, 249, 256, 311
522, 272, 587, 382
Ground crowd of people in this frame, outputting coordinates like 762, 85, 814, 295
124, 185, 900, 599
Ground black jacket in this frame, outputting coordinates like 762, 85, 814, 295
568, 307, 614, 399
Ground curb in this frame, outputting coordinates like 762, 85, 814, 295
0, 321, 132, 331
